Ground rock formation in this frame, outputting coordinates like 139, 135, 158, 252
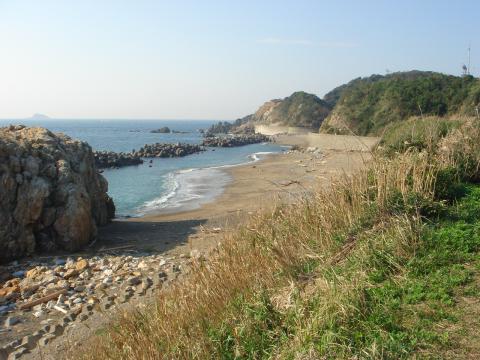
150, 127, 171, 133
135, 143, 204, 157
248, 92, 331, 130
0, 125, 115, 262
202, 134, 270, 147
93, 151, 143, 169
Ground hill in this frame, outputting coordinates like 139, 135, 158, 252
249, 91, 331, 130
320, 71, 480, 135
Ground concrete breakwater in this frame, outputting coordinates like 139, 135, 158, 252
202, 134, 270, 147
136, 143, 204, 158
93, 151, 144, 169
93, 143, 205, 169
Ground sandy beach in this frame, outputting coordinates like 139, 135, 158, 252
97, 133, 379, 257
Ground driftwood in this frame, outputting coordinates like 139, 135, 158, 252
53, 305, 68, 314
97, 245, 135, 252
17, 289, 67, 310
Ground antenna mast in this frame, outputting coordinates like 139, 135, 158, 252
468, 44, 471, 75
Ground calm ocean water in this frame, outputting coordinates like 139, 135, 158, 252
0, 119, 285, 216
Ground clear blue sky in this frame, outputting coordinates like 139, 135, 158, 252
0, 0, 478, 119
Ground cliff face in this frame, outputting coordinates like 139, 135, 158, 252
0, 125, 114, 263
249, 92, 331, 130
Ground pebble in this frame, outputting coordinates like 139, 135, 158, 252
53, 258, 66, 266
11, 271, 25, 278
4, 316, 20, 327
33, 310, 45, 318
0, 252, 188, 353
20, 334, 38, 350
8, 347, 28, 359
38, 334, 55, 347
126, 276, 141, 286
47, 324, 63, 336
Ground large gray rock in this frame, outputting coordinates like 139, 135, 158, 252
0, 125, 115, 262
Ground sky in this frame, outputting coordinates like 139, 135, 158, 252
0, 0, 479, 120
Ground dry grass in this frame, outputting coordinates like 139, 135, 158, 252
80, 118, 480, 360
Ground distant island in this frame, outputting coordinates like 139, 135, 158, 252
26, 113, 51, 120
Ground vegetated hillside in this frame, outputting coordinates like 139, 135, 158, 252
83, 117, 480, 359
249, 91, 331, 130
321, 71, 480, 135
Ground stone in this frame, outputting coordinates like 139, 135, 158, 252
38, 334, 55, 347
47, 324, 63, 336
11, 271, 25, 278
74, 285, 85, 292
75, 259, 89, 272
103, 269, 113, 276
126, 276, 141, 286
0, 285, 20, 298
61, 314, 76, 324
4, 316, 20, 327
53, 258, 66, 266
26, 267, 42, 278
158, 271, 168, 280
33, 310, 45, 318
7, 347, 28, 359
63, 269, 78, 279
0, 126, 115, 263
20, 334, 39, 350
102, 301, 113, 310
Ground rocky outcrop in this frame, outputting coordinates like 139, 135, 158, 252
248, 92, 331, 130
0, 125, 115, 263
202, 134, 270, 147
150, 127, 171, 134
204, 116, 253, 136
93, 151, 143, 169
136, 143, 204, 158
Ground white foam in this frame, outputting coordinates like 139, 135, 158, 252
135, 149, 278, 216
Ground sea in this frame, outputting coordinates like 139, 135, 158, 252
0, 119, 285, 217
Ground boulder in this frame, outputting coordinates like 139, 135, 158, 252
0, 125, 115, 262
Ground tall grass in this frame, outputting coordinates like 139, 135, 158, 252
81, 118, 480, 359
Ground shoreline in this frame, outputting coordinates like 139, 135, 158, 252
130, 147, 283, 218
94, 132, 379, 257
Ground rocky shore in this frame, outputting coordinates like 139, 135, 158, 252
93, 151, 144, 169
136, 143, 204, 158
202, 134, 270, 147
0, 249, 202, 359
0, 125, 114, 263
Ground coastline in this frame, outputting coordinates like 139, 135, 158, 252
97, 133, 379, 257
